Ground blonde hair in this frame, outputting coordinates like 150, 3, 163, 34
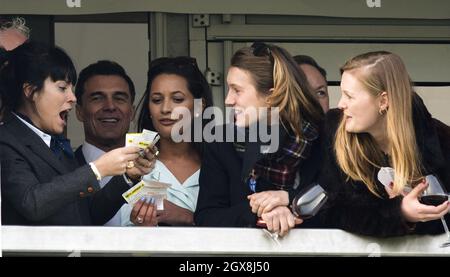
230, 44, 323, 140
335, 51, 422, 196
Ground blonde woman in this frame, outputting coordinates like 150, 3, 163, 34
195, 42, 324, 236
319, 51, 450, 236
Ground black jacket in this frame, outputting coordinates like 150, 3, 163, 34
194, 124, 324, 227
0, 113, 128, 225
74, 145, 131, 224
318, 96, 450, 237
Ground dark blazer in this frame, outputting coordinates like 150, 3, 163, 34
74, 145, 131, 224
318, 96, 450, 237
0, 114, 128, 225
194, 124, 324, 227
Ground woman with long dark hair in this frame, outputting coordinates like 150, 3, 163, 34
127, 56, 213, 226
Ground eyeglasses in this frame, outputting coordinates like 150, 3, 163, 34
251, 42, 274, 63
0, 18, 18, 30
149, 56, 199, 70
0, 19, 11, 29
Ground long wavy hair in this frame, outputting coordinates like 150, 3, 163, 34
335, 51, 422, 196
230, 43, 323, 141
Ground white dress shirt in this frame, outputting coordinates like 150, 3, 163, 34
14, 112, 52, 148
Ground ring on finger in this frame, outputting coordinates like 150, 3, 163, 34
126, 161, 135, 169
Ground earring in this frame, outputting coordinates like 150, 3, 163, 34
194, 112, 200, 118
379, 108, 387, 116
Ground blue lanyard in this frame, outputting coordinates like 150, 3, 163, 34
248, 170, 257, 193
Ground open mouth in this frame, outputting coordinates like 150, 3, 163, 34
59, 110, 69, 123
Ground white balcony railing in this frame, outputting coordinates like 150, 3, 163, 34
2, 226, 450, 256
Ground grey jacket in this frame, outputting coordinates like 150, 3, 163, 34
0, 113, 128, 225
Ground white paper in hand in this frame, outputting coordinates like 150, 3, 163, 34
377, 167, 412, 194
126, 129, 159, 149
122, 179, 170, 210
377, 167, 395, 188
142, 129, 160, 147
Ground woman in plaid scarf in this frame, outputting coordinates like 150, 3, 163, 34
195, 42, 324, 236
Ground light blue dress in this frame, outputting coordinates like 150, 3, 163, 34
121, 160, 200, 226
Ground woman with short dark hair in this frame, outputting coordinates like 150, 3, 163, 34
0, 41, 153, 225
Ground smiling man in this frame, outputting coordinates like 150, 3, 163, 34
75, 60, 136, 226
293, 55, 329, 113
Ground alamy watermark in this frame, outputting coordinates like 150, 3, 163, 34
366, 0, 381, 8
66, 0, 82, 8
169, 99, 280, 153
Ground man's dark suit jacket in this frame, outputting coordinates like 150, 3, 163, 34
74, 144, 132, 224
0, 113, 128, 225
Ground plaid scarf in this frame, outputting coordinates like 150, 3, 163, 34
243, 120, 319, 191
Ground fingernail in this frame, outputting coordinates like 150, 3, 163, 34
150, 197, 156, 205
140, 196, 146, 202
146, 196, 152, 204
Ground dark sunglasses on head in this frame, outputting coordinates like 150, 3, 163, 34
251, 42, 274, 63
252, 41, 271, 55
